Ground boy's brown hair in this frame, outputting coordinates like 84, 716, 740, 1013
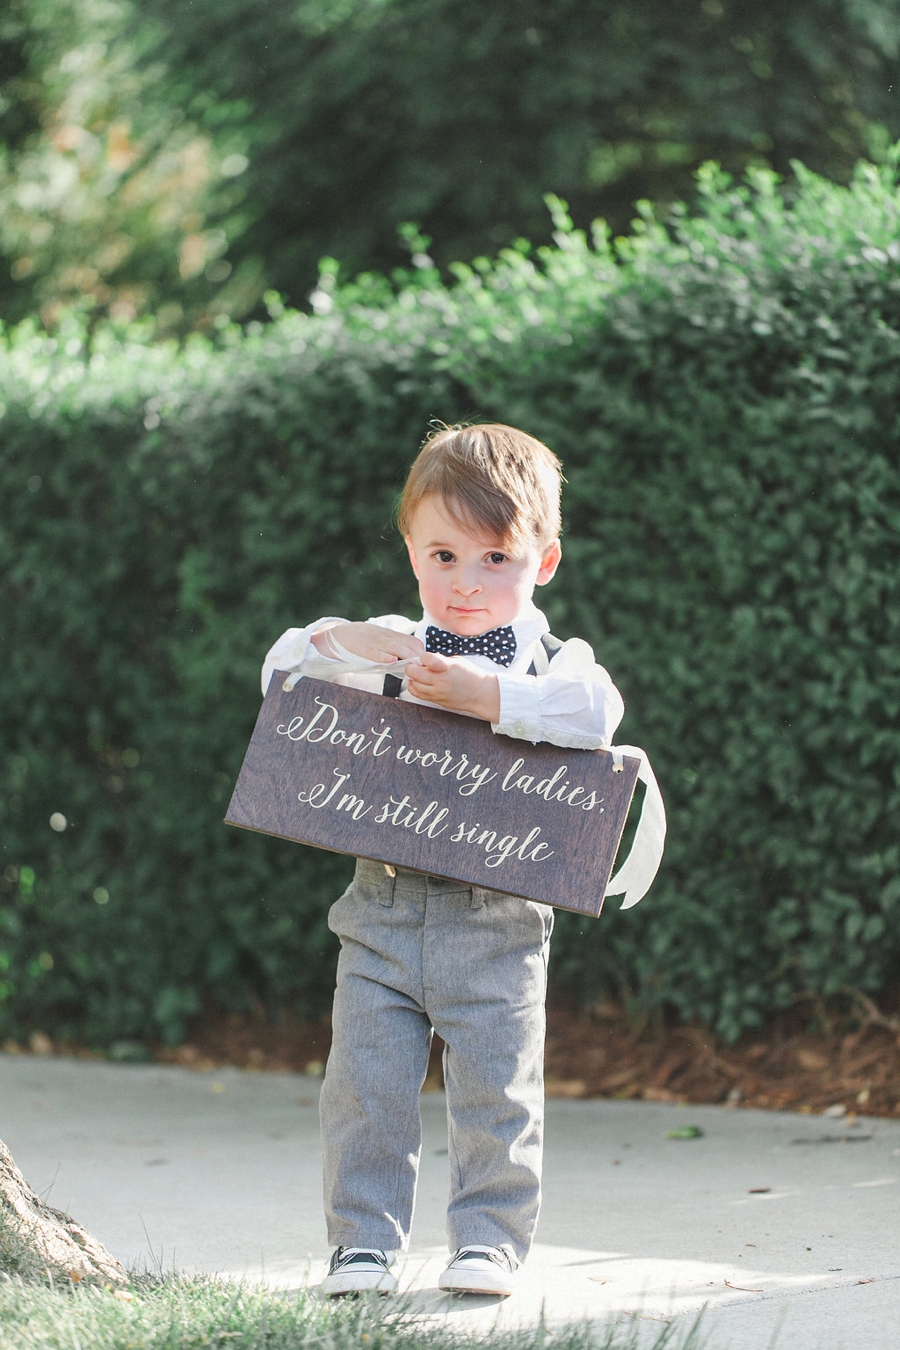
397, 423, 563, 552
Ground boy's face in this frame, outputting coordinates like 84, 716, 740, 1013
404, 495, 561, 636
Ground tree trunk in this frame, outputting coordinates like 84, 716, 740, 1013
0, 1139, 125, 1284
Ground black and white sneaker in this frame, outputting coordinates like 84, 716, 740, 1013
439, 1244, 519, 1296
321, 1246, 398, 1296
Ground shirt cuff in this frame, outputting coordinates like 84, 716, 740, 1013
493, 673, 544, 742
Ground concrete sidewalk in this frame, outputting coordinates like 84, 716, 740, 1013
1, 1053, 897, 1348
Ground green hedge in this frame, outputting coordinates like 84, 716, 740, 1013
2, 163, 899, 1045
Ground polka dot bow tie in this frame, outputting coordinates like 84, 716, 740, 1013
425, 624, 517, 667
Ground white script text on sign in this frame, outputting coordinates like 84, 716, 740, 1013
225, 676, 639, 917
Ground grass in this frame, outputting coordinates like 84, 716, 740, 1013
0, 1270, 710, 1350
0, 1199, 706, 1350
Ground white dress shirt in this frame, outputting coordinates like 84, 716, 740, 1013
261, 600, 624, 750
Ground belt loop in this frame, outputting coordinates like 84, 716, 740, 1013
469, 887, 485, 911
379, 864, 396, 908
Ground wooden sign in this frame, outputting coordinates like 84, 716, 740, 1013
225, 676, 640, 917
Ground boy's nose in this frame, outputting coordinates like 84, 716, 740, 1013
453, 572, 482, 596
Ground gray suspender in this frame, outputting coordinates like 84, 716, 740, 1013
526, 632, 563, 676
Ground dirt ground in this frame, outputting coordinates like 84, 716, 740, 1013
138, 997, 900, 1120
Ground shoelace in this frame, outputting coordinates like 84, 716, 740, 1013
452, 1246, 512, 1268
333, 1247, 389, 1269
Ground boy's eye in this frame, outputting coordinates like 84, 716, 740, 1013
487, 552, 507, 565
435, 550, 455, 563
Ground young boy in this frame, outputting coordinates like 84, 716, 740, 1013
262, 424, 625, 1298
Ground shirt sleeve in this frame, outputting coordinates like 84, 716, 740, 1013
260, 615, 418, 694
493, 637, 625, 749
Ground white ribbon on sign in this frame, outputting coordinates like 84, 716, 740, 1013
281, 631, 416, 689
603, 745, 666, 909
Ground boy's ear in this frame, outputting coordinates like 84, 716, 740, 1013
404, 535, 420, 579
536, 538, 562, 587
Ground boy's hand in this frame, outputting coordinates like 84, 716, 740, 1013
405, 652, 501, 722
311, 622, 425, 664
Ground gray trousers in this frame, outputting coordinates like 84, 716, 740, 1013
320, 858, 553, 1262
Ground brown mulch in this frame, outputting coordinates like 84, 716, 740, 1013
542, 1004, 900, 1118
159, 999, 900, 1120
9, 1000, 900, 1119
